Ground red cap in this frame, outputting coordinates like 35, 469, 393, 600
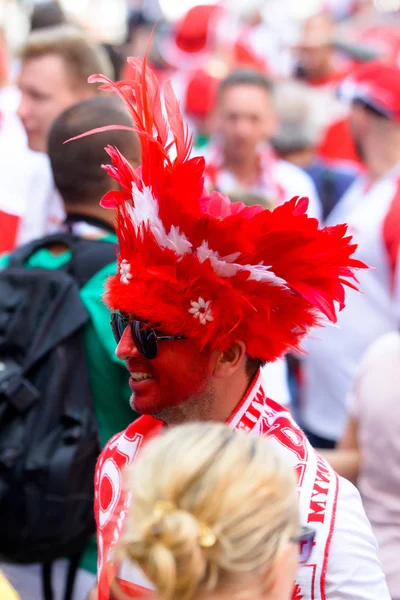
350, 62, 400, 121
163, 4, 223, 69
175, 4, 219, 54
184, 69, 219, 118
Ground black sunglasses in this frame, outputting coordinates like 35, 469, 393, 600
111, 312, 186, 359
291, 526, 316, 564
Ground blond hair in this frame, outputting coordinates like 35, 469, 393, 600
20, 25, 113, 91
116, 423, 298, 600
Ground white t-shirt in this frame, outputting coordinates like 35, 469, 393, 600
204, 144, 322, 221
349, 331, 400, 600
300, 169, 400, 440
0, 86, 65, 251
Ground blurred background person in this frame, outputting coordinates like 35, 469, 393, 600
0, 24, 113, 252
17, 25, 111, 156
299, 62, 400, 449
204, 69, 322, 219
272, 79, 357, 221
115, 422, 310, 600
322, 331, 400, 600
293, 13, 351, 89
0, 95, 141, 600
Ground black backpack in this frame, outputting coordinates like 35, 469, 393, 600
0, 233, 116, 599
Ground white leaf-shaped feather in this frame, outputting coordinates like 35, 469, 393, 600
128, 183, 190, 258
196, 241, 289, 288
166, 225, 192, 255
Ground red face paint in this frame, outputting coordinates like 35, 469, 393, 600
116, 324, 213, 416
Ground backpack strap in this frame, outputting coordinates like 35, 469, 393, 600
63, 551, 84, 600
41, 562, 54, 600
40, 552, 84, 600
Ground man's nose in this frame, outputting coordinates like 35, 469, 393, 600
234, 119, 251, 137
115, 325, 141, 360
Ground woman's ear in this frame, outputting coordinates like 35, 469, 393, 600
263, 543, 298, 600
213, 341, 247, 379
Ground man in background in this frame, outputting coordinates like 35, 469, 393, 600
0, 25, 113, 252
204, 69, 322, 219
293, 13, 350, 89
0, 96, 140, 600
300, 62, 400, 448
272, 79, 357, 220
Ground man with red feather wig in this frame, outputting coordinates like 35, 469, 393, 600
83, 55, 390, 600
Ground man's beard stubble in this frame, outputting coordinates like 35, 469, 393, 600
151, 380, 216, 425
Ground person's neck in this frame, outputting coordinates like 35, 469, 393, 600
309, 62, 334, 84
159, 369, 259, 426
65, 203, 114, 231
192, 576, 265, 600
224, 151, 261, 187
365, 152, 400, 184
209, 371, 253, 422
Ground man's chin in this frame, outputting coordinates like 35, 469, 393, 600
129, 394, 154, 415
129, 393, 185, 423
26, 136, 45, 154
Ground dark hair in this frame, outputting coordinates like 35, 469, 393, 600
353, 98, 391, 120
246, 356, 265, 380
48, 96, 140, 206
101, 43, 125, 81
30, 2, 68, 31
126, 9, 155, 43
218, 69, 274, 100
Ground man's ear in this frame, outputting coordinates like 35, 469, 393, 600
213, 341, 247, 379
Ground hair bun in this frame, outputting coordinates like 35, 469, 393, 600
137, 504, 211, 600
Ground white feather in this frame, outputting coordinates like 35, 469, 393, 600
197, 242, 239, 277
128, 183, 192, 258
128, 182, 168, 248
166, 225, 192, 255
247, 263, 289, 287
196, 241, 289, 288
126, 187, 290, 287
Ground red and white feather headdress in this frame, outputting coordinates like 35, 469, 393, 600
87, 56, 366, 363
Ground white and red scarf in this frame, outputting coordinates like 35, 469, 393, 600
204, 143, 286, 205
95, 370, 338, 600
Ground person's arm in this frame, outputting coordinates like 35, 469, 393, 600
320, 415, 361, 483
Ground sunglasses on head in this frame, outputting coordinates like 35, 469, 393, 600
111, 312, 186, 359
291, 526, 316, 564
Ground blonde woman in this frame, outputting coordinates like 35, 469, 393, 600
114, 423, 315, 600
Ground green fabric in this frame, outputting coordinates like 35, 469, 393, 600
193, 133, 210, 151
0, 237, 136, 574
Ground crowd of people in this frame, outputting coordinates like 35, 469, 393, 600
0, 1, 399, 600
